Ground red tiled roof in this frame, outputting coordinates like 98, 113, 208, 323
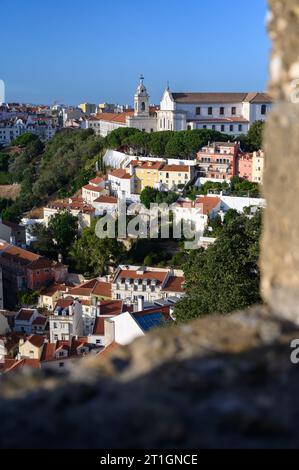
68, 279, 98, 296
160, 164, 191, 173
0, 242, 40, 265
195, 196, 221, 215
41, 342, 56, 362
26, 334, 45, 348
5, 358, 41, 372
163, 276, 185, 293
82, 184, 105, 193
93, 195, 118, 204
117, 269, 168, 284
54, 298, 74, 309
135, 161, 164, 170
32, 316, 48, 326
16, 309, 36, 321
92, 281, 112, 298
96, 341, 120, 358
109, 169, 131, 179
99, 300, 123, 316
39, 284, 68, 297
89, 176, 104, 184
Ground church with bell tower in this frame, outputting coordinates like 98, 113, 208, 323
134, 75, 150, 117
126, 75, 157, 133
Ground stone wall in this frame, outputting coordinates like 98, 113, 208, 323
1, 0, 299, 448
262, 0, 299, 321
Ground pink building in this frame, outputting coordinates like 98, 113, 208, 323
196, 142, 240, 181
237, 153, 253, 181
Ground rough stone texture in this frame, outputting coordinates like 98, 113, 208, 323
1, 306, 299, 449
1, 0, 299, 449
262, 0, 299, 320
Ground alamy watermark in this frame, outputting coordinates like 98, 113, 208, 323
95, 200, 205, 250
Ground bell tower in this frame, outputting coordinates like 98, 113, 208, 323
134, 75, 150, 117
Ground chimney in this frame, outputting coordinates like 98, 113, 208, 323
137, 296, 144, 312
129, 164, 134, 176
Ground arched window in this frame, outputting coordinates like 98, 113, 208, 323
141, 102, 146, 111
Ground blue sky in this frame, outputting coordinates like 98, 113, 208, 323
1, 0, 270, 105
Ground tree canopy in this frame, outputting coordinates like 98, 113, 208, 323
175, 210, 262, 322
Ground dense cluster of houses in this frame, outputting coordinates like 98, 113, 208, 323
0, 264, 184, 373
0, 78, 270, 375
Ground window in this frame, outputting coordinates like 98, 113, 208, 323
141, 102, 146, 111
196, 107, 201, 115
212, 125, 216, 130
230, 125, 234, 132
208, 107, 213, 115
187, 125, 191, 131
203, 125, 207, 129
238, 124, 243, 132
59, 362, 64, 368
221, 125, 225, 132
261, 104, 267, 115
220, 107, 224, 115
231, 107, 236, 115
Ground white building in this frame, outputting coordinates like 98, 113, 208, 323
81, 177, 109, 204
49, 298, 84, 342
80, 76, 158, 137
108, 168, 134, 198
172, 196, 221, 236
112, 266, 185, 303
91, 195, 118, 216
157, 90, 272, 135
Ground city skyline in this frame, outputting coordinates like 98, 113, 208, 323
1, 0, 270, 105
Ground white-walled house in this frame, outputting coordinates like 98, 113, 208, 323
92, 195, 118, 216
49, 298, 83, 342
205, 194, 266, 213
112, 266, 185, 303
172, 196, 221, 236
81, 177, 109, 205
157, 90, 272, 135
104, 305, 171, 346
108, 169, 134, 198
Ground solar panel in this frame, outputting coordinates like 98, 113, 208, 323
133, 312, 164, 332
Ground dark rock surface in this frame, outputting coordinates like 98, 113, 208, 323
1, 306, 299, 448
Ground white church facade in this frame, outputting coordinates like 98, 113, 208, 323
81, 78, 272, 137
156, 90, 272, 135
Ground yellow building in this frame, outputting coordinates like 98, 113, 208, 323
133, 161, 164, 193
252, 150, 264, 184
39, 284, 68, 311
159, 165, 193, 191
19, 335, 44, 359
79, 103, 96, 114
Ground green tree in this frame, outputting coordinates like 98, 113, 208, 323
48, 210, 78, 255
12, 132, 40, 147
140, 187, 160, 209
31, 211, 78, 259
175, 211, 262, 322
69, 219, 125, 276
17, 290, 39, 307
